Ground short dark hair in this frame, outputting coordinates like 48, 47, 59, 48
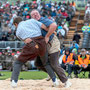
13, 17, 22, 25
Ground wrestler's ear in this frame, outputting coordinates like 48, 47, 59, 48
14, 23, 18, 27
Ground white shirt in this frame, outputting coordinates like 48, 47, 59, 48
16, 19, 42, 40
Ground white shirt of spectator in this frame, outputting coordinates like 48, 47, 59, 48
86, 7, 90, 14
37, 5, 43, 11
63, 24, 69, 32
51, 6, 55, 11
86, 4, 90, 14
57, 29, 65, 37
37, 0, 41, 5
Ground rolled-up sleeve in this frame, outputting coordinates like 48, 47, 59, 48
44, 18, 53, 27
39, 17, 54, 27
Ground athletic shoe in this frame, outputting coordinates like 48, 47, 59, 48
53, 78, 59, 87
65, 80, 72, 88
11, 80, 17, 88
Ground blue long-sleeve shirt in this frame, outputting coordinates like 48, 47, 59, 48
39, 17, 54, 41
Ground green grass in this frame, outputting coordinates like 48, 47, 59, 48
78, 71, 89, 78
0, 71, 90, 80
0, 71, 48, 80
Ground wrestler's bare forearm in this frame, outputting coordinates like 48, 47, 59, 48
45, 23, 57, 38
41, 23, 57, 35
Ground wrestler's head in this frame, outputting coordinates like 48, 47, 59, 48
30, 9, 41, 20
13, 16, 22, 28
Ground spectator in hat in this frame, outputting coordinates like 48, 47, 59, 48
82, 23, 89, 33
61, 48, 77, 78
74, 49, 90, 78
72, 1, 76, 12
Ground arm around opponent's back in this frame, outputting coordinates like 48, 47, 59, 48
45, 22, 57, 43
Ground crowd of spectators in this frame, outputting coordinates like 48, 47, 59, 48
0, 0, 76, 41
0, 48, 35, 71
60, 48, 90, 78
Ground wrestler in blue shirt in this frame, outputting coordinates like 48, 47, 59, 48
39, 17, 54, 41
